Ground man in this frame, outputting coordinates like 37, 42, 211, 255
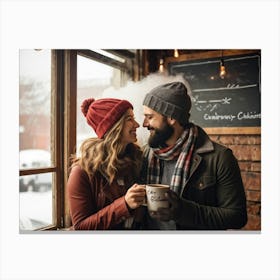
141, 81, 247, 230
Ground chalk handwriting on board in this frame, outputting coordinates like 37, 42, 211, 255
203, 111, 261, 122
193, 95, 232, 112
192, 83, 257, 93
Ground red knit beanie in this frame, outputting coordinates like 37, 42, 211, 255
81, 98, 133, 139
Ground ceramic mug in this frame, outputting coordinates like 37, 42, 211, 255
145, 184, 170, 212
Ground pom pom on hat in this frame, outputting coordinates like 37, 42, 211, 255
81, 98, 133, 138
81, 98, 95, 117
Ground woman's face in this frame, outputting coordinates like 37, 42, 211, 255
121, 108, 140, 146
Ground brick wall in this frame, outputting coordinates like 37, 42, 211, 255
210, 135, 261, 230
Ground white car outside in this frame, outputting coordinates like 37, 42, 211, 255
19, 149, 52, 192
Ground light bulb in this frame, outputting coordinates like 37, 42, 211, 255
174, 49, 179, 58
219, 59, 226, 79
159, 59, 164, 73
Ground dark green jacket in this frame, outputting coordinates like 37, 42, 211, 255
142, 126, 248, 230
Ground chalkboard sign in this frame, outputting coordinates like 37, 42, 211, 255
168, 53, 261, 128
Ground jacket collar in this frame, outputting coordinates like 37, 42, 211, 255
194, 126, 214, 154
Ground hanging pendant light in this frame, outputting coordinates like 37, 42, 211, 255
159, 58, 164, 73
219, 50, 226, 79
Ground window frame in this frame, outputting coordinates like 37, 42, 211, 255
19, 50, 64, 230
19, 49, 137, 230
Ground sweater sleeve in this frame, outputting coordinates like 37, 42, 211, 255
67, 166, 131, 230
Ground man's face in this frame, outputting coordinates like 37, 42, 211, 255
143, 106, 174, 148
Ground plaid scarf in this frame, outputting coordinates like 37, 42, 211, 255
146, 124, 198, 194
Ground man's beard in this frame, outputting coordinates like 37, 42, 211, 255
148, 119, 174, 148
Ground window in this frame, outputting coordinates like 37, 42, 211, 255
19, 49, 54, 230
19, 49, 136, 230
76, 54, 124, 151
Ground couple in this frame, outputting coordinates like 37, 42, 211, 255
67, 82, 248, 230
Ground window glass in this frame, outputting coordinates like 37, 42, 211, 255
20, 149, 51, 169
19, 49, 53, 230
76, 54, 122, 151
19, 49, 52, 155
19, 173, 53, 230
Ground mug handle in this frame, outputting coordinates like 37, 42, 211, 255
141, 185, 147, 206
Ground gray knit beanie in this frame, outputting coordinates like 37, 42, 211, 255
143, 82, 191, 125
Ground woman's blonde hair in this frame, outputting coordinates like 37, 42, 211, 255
71, 111, 142, 183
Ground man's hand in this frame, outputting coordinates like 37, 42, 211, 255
149, 190, 182, 221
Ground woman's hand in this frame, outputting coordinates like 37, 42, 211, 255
125, 184, 146, 210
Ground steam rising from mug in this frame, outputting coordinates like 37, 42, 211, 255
101, 73, 192, 146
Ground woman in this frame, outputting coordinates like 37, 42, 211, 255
67, 98, 146, 230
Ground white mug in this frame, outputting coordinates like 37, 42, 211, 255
145, 184, 170, 212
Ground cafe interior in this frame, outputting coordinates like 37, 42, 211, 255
19, 49, 261, 231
